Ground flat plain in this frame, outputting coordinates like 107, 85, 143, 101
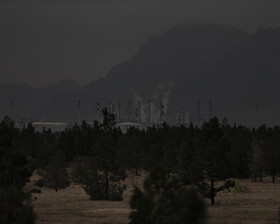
26, 172, 280, 224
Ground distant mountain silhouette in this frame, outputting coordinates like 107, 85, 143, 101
1, 24, 280, 125
204, 27, 280, 125
81, 23, 252, 123
0, 80, 81, 122
41, 79, 81, 95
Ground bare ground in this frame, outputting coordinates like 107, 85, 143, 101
26, 173, 280, 224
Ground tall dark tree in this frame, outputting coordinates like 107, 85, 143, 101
178, 135, 204, 186
42, 152, 70, 192
227, 125, 252, 179
198, 117, 233, 205
262, 136, 280, 183
72, 108, 126, 201
249, 138, 265, 182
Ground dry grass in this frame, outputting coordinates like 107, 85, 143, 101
26, 172, 280, 224
208, 178, 280, 224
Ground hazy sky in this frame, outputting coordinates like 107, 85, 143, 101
1, 0, 280, 87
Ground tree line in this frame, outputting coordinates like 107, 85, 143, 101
1, 109, 280, 223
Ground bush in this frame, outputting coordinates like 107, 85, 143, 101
72, 157, 126, 201
129, 169, 207, 224
231, 181, 251, 193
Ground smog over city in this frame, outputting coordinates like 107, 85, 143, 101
1, 1, 280, 224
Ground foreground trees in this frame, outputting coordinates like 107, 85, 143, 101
0, 116, 36, 224
129, 168, 206, 224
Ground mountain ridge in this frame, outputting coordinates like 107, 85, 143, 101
1, 24, 280, 125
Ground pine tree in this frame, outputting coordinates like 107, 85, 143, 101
43, 152, 70, 192
129, 168, 206, 224
71, 108, 126, 201
0, 116, 36, 223
198, 117, 233, 205
249, 138, 265, 182
262, 136, 280, 183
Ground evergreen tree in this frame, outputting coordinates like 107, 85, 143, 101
228, 126, 252, 179
71, 108, 126, 201
249, 138, 265, 182
129, 168, 206, 224
262, 136, 280, 183
0, 116, 36, 224
42, 152, 70, 192
178, 136, 204, 186
198, 117, 233, 205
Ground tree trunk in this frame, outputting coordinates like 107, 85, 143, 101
272, 175, 275, 184
210, 176, 215, 205
239, 170, 242, 179
260, 175, 263, 182
105, 169, 109, 200
135, 168, 139, 176
122, 167, 126, 181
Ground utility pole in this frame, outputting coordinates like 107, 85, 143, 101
112, 104, 115, 115
186, 110, 190, 124
135, 107, 138, 123
118, 100, 121, 123
244, 97, 247, 127
10, 98, 14, 121
138, 100, 141, 123
148, 101, 151, 124
197, 100, 201, 126
128, 100, 131, 122
209, 100, 212, 120
95, 103, 100, 122
179, 107, 184, 125
159, 100, 164, 123
108, 100, 111, 112
255, 96, 259, 127
78, 100, 81, 123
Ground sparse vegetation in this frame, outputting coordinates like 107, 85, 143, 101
231, 181, 251, 193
